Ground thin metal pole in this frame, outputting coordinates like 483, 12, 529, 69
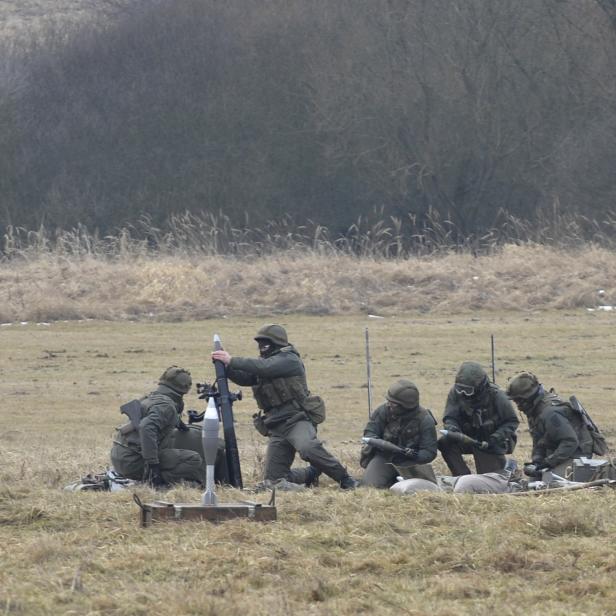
491, 334, 496, 383
365, 327, 373, 418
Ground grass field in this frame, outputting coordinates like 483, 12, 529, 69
1, 310, 616, 615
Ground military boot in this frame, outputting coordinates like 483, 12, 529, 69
304, 465, 321, 488
339, 475, 359, 490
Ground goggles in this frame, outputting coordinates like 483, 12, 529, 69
454, 383, 476, 397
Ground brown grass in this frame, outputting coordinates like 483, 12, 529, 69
1, 312, 616, 614
0, 244, 615, 323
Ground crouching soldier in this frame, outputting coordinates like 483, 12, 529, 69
361, 379, 439, 494
110, 366, 205, 488
438, 361, 519, 475
212, 324, 358, 489
507, 372, 595, 480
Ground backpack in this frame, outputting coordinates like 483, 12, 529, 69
568, 395, 609, 456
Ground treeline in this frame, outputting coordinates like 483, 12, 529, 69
1, 0, 616, 240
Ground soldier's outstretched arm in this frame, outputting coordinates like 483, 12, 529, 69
228, 352, 302, 379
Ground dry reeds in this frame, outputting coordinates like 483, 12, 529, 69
0, 227, 614, 323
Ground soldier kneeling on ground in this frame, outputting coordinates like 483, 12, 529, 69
438, 361, 519, 476
360, 379, 440, 495
212, 324, 358, 490
110, 366, 226, 488
507, 371, 608, 481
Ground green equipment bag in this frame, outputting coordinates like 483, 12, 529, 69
569, 395, 609, 456
302, 395, 326, 425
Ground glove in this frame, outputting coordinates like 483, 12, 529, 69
177, 418, 189, 432
403, 448, 418, 460
523, 462, 549, 478
487, 433, 503, 451
187, 409, 204, 424
252, 412, 269, 437
145, 463, 166, 488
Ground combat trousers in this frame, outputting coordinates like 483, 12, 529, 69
264, 419, 348, 482
110, 442, 203, 485
438, 439, 505, 475
170, 426, 228, 484
361, 453, 437, 488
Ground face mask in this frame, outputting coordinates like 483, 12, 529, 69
514, 384, 544, 415
258, 340, 274, 357
387, 401, 407, 416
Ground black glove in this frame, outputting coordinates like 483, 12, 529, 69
403, 448, 418, 460
252, 412, 269, 437
523, 462, 549, 478
487, 433, 503, 451
177, 418, 189, 432
145, 463, 166, 488
187, 409, 204, 424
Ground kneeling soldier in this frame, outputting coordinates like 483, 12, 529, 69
507, 372, 594, 479
438, 361, 519, 475
361, 379, 438, 490
110, 367, 204, 488
212, 324, 358, 489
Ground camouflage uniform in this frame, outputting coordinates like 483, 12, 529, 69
439, 362, 519, 475
508, 372, 593, 478
110, 369, 204, 485
361, 379, 438, 488
170, 427, 228, 485
226, 325, 353, 485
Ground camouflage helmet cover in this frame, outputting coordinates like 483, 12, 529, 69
159, 366, 192, 394
507, 372, 540, 400
455, 361, 488, 388
254, 324, 288, 347
386, 379, 420, 409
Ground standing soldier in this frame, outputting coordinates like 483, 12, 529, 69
507, 372, 594, 479
110, 366, 205, 487
212, 324, 358, 489
361, 379, 439, 492
438, 361, 519, 475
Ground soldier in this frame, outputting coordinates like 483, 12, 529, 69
110, 366, 205, 488
360, 379, 439, 493
507, 372, 593, 479
212, 324, 358, 489
438, 361, 519, 475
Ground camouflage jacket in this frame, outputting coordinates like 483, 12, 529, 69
115, 385, 183, 465
442, 383, 519, 454
226, 345, 309, 425
363, 403, 438, 466
526, 392, 593, 468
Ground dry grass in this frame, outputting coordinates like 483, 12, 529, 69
0, 244, 615, 324
1, 312, 616, 615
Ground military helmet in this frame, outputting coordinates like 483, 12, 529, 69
386, 379, 420, 409
254, 324, 288, 347
454, 361, 488, 397
159, 366, 192, 394
507, 372, 540, 400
